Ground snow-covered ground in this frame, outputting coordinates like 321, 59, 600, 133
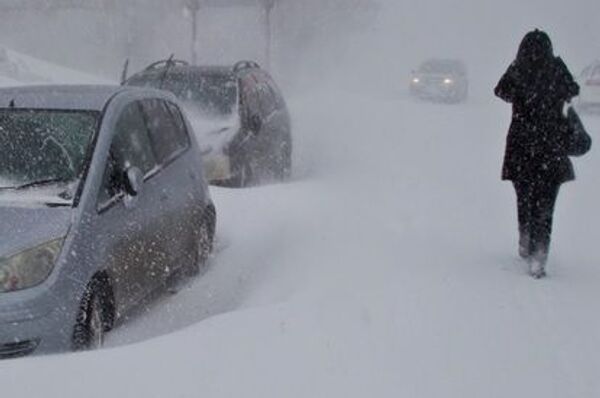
2, 80, 600, 397
0, 45, 108, 86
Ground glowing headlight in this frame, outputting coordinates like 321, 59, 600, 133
412, 78, 420, 84
0, 239, 64, 293
443, 78, 454, 84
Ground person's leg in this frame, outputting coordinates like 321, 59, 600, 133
529, 181, 561, 277
513, 181, 533, 258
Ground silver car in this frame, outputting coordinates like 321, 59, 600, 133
578, 60, 600, 112
410, 59, 469, 103
0, 85, 216, 358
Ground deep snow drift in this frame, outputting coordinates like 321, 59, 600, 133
2, 86, 599, 397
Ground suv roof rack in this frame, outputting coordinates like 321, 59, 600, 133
233, 60, 260, 73
145, 58, 189, 71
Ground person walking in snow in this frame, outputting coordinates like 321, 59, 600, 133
495, 29, 580, 278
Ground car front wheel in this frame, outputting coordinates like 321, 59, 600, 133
72, 280, 109, 351
272, 140, 292, 181
197, 206, 216, 268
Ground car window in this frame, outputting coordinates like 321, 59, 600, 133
97, 153, 120, 206
165, 101, 191, 149
267, 82, 284, 108
419, 60, 465, 75
97, 102, 156, 207
258, 83, 277, 116
128, 72, 238, 119
241, 76, 261, 119
141, 99, 189, 165
113, 102, 157, 174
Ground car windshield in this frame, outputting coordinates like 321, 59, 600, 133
132, 72, 238, 119
419, 60, 465, 75
0, 109, 98, 202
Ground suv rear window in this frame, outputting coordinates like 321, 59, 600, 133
130, 72, 238, 119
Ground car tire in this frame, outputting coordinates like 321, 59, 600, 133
195, 206, 216, 271
275, 140, 292, 181
72, 279, 110, 351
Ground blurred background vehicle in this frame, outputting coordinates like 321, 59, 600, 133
409, 58, 468, 103
0, 85, 216, 358
578, 60, 600, 113
125, 59, 292, 187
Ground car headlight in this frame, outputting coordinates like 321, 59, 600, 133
412, 77, 420, 84
0, 239, 64, 293
443, 78, 454, 85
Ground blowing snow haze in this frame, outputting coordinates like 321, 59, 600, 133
1, 1, 600, 397
0, 0, 596, 94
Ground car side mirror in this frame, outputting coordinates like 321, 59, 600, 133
249, 114, 262, 134
123, 166, 143, 197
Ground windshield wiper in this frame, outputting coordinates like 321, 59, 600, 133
0, 178, 68, 191
158, 54, 176, 90
44, 201, 71, 208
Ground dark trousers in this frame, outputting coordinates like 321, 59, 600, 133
513, 180, 561, 261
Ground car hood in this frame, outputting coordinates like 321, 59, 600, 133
0, 206, 72, 257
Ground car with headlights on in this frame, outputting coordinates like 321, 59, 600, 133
409, 58, 468, 103
124, 59, 292, 187
578, 60, 600, 113
0, 85, 216, 358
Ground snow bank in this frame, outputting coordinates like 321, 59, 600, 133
0, 45, 109, 87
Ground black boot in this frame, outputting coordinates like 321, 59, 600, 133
519, 231, 531, 259
529, 249, 548, 279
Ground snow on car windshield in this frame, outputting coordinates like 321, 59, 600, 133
0, 110, 97, 195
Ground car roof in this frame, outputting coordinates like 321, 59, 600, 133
0, 85, 165, 111
132, 65, 235, 79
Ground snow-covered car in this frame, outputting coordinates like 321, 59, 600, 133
578, 60, 600, 112
0, 85, 216, 358
410, 59, 469, 103
125, 59, 292, 187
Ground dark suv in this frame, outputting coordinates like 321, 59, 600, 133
125, 60, 292, 187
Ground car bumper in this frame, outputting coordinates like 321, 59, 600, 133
0, 287, 76, 358
410, 83, 457, 99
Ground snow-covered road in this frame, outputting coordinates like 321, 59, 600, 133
3, 89, 600, 398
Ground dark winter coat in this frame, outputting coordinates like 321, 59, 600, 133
495, 30, 580, 183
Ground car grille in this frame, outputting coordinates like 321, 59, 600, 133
0, 339, 40, 359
